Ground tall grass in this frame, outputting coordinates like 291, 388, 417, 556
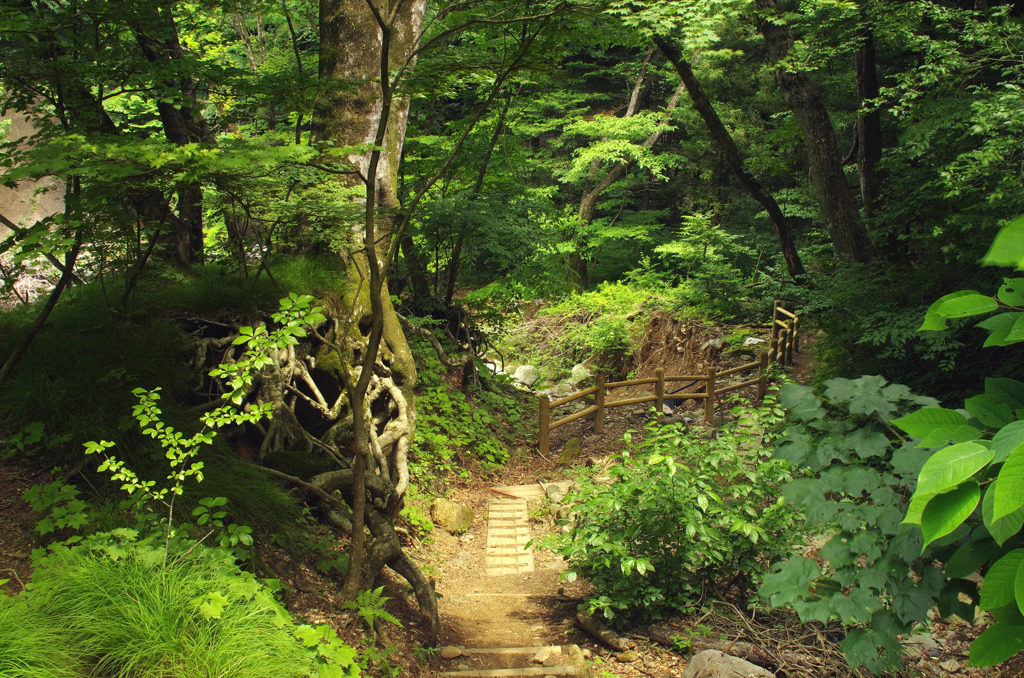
0, 595, 84, 678
32, 538, 310, 678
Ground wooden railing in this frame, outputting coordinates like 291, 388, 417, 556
769, 299, 799, 365
538, 352, 768, 456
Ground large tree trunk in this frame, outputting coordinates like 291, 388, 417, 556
754, 0, 875, 263
312, 0, 431, 638
654, 36, 805, 279
854, 16, 882, 218
132, 5, 215, 266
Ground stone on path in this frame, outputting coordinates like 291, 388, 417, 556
432, 499, 474, 534
441, 646, 464, 659
681, 649, 775, 678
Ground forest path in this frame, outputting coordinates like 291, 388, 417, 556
429, 482, 583, 677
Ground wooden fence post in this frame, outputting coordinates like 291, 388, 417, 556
785, 320, 795, 364
793, 314, 800, 353
704, 366, 716, 426
539, 396, 550, 456
594, 374, 605, 434
769, 299, 780, 364
756, 351, 768, 400
654, 368, 665, 417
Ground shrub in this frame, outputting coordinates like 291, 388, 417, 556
543, 397, 800, 625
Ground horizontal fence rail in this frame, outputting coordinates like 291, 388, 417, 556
769, 299, 800, 365
538, 352, 769, 456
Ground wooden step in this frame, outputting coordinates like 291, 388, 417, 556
437, 667, 576, 677
460, 646, 563, 655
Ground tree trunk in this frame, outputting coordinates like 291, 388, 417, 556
654, 35, 805, 279
754, 0, 875, 263
854, 18, 882, 217
313, 0, 428, 635
132, 6, 215, 265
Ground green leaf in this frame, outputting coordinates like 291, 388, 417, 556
982, 216, 1024, 270
893, 408, 967, 439
995, 443, 1024, 522
916, 442, 993, 497
968, 619, 1024, 666
978, 312, 1024, 347
987, 378, 1024, 410
918, 425, 984, 448
965, 394, 1014, 428
981, 549, 1024, 610
934, 293, 998, 319
999, 278, 1024, 306
920, 482, 980, 549
993, 422, 1024, 463
947, 539, 1000, 579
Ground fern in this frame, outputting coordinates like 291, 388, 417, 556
343, 587, 402, 630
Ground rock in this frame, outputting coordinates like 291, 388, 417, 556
544, 481, 572, 504
549, 381, 575, 398
568, 645, 595, 678
457, 664, 470, 671
682, 650, 774, 678
532, 649, 551, 664
513, 365, 540, 387
454, 550, 472, 564
430, 499, 473, 534
744, 337, 766, 346
543, 657, 556, 667
570, 363, 591, 384
700, 337, 723, 352
558, 437, 582, 466
616, 650, 640, 663
903, 634, 940, 659
439, 646, 463, 659
939, 659, 962, 672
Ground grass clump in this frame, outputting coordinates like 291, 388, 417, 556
29, 533, 311, 678
0, 595, 84, 678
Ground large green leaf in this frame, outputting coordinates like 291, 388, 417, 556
987, 378, 1024, 410
995, 443, 1024, 522
983, 479, 1024, 546
999, 278, 1024, 306
982, 216, 1024, 270
946, 539, 1000, 579
977, 312, 1024, 347
920, 482, 980, 549
893, 407, 967, 439
993, 422, 1024, 463
916, 442, 993, 497
965, 394, 1014, 428
968, 620, 1024, 667
981, 549, 1024, 610
921, 290, 978, 331
933, 293, 998, 319
918, 424, 984, 448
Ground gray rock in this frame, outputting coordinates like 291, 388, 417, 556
570, 363, 591, 384
513, 365, 540, 387
682, 650, 774, 678
558, 437, 583, 466
430, 499, 473, 534
700, 337, 723, 352
568, 645, 595, 678
548, 381, 575, 398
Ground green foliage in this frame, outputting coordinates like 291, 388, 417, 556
22, 480, 90, 536
759, 376, 943, 674
342, 586, 403, 631
409, 334, 528, 475
894, 217, 1024, 668
543, 396, 800, 625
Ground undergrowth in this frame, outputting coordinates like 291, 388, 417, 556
407, 333, 532, 486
